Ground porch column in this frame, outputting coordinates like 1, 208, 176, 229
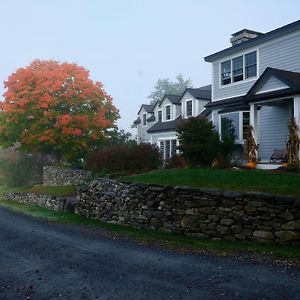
294, 96, 300, 128
293, 96, 300, 158
250, 104, 258, 143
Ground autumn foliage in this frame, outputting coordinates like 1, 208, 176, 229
0, 60, 119, 162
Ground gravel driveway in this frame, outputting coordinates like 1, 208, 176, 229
0, 207, 299, 300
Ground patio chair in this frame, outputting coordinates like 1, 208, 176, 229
269, 148, 287, 163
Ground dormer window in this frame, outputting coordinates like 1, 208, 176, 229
221, 60, 231, 85
158, 110, 162, 122
186, 100, 193, 117
142, 113, 147, 126
165, 105, 171, 120
220, 51, 257, 85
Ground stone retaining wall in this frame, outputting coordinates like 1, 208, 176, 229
43, 166, 91, 186
75, 178, 300, 245
4, 192, 78, 213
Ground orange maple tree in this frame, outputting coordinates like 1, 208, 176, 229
0, 60, 119, 162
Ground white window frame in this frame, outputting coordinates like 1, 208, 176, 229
219, 49, 259, 88
158, 138, 178, 160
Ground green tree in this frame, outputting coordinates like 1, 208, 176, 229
148, 74, 193, 103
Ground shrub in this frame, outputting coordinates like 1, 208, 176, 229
176, 116, 239, 168
176, 117, 220, 167
164, 155, 187, 169
86, 143, 162, 174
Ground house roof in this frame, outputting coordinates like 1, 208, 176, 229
147, 114, 155, 122
198, 108, 212, 117
147, 116, 182, 133
205, 95, 245, 109
133, 117, 141, 125
218, 104, 250, 114
137, 103, 156, 115
182, 85, 212, 101
244, 67, 300, 103
204, 19, 300, 62
161, 94, 182, 105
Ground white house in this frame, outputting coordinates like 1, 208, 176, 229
134, 85, 211, 160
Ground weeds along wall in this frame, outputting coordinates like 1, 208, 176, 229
76, 178, 300, 245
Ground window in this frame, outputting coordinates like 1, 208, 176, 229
233, 56, 243, 82
158, 110, 162, 122
220, 111, 250, 141
186, 100, 193, 117
221, 112, 239, 140
171, 139, 177, 157
220, 51, 257, 85
142, 113, 147, 126
242, 111, 250, 140
165, 105, 171, 120
221, 60, 231, 85
159, 141, 164, 158
159, 139, 177, 160
245, 51, 257, 79
165, 140, 171, 160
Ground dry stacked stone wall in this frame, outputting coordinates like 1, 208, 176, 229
4, 192, 78, 213
43, 166, 91, 186
76, 178, 300, 245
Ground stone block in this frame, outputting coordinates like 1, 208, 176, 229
216, 225, 231, 235
220, 218, 235, 226
275, 231, 300, 241
253, 230, 274, 240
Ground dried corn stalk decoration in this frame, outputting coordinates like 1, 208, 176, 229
287, 117, 300, 164
244, 125, 258, 163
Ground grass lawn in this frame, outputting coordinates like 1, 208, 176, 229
125, 168, 300, 197
0, 185, 77, 197
0, 198, 299, 260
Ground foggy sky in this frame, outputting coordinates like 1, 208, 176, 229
1, 0, 299, 133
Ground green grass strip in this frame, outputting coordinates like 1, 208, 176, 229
125, 168, 300, 197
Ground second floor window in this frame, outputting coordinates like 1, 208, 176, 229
142, 113, 147, 126
186, 101, 193, 117
221, 60, 231, 85
233, 56, 243, 82
221, 51, 257, 85
245, 51, 257, 78
158, 110, 162, 122
165, 105, 171, 120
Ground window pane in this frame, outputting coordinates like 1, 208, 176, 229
143, 114, 147, 126
242, 111, 250, 140
166, 106, 171, 120
171, 139, 177, 157
158, 111, 162, 122
186, 101, 193, 117
159, 141, 165, 159
165, 140, 171, 160
221, 60, 231, 85
233, 56, 243, 82
221, 113, 239, 140
245, 51, 257, 78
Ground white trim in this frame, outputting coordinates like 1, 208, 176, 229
165, 104, 171, 121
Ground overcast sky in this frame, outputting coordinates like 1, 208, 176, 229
1, 0, 300, 132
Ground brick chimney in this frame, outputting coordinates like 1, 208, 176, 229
230, 29, 263, 46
